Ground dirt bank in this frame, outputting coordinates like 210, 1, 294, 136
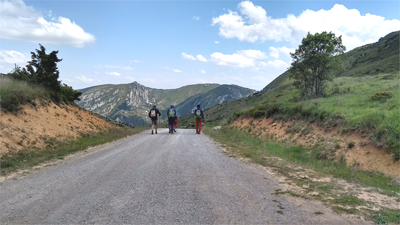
232, 117, 400, 179
0, 100, 113, 154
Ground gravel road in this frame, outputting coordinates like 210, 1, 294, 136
0, 129, 369, 224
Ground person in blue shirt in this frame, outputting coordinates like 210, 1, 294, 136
194, 104, 204, 134
173, 105, 178, 132
167, 104, 177, 134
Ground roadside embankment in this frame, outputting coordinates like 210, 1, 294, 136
1, 100, 113, 154
231, 117, 399, 179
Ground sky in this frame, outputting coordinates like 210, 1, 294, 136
0, 0, 399, 91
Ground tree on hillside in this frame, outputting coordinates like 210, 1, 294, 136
25, 44, 62, 92
289, 31, 346, 98
6, 44, 81, 103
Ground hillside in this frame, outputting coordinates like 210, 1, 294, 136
1, 100, 113, 154
76, 82, 254, 126
178, 31, 400, 178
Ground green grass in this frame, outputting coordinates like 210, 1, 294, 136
0, 76, 50, 113
371, 209, 400, 224
0, 126, 146, 175
205, 126, 399, 194
204, 126, 400, 224
237, 72, 400, 160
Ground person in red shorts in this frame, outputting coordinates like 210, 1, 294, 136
194, 104, 204, 134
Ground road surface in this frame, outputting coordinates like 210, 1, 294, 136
0, 129, 368, 224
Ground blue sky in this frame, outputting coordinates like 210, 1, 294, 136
1, 0, 399, 91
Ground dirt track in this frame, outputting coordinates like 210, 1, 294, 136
0, 129, 370, 224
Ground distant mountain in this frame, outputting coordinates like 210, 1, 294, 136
175, 84, 255, 116
76, 82, 255, 126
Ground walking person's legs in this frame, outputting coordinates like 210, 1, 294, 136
198, 119, 202, 134
196, 119, 201, 134
168, 117, 175, 134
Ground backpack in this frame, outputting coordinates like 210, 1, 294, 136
195, 109, 202, 119
150, 109, 156, 118
168, 109, 176, 118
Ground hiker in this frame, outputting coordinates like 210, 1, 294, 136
167, 104, 177, 134
194, 104, 204, 134
148, 105, 161, 134
173, 105, 178, 132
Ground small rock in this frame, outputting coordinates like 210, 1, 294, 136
212, 126, 222, 130
394, 179, 400, 186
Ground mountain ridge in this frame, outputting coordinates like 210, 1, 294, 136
76, 82, 255, 126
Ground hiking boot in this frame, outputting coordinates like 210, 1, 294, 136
174, 129, 176, 132
155, 131, 158, 134
151, 131, 154, 134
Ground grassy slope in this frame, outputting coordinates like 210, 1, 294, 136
179, 31, 400, 158
0, 76, 50, 112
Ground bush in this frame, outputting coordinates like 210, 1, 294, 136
369, 92, 394, 101
0, 91, 27, 113
60, 83, 82, 102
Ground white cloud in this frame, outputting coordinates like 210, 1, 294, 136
269, 47, 279, 59
196, 55, 207, 62
0, 50, 26, 64
237, 49, 267, 59
277, 46, 295, 57
211, 52, 255, 68
0, 50, 29, 73
215, 41, 220, 44
76, 75, 94, 83
210, 49, 267, 68
165, 67, 182, 73
130, 60, 142, 63
0, 0, 95, 48
200, 70, 206, 74
182, 52, 196, 60
212, 1, 400, 50
173, 69, 182, 73
106, 72, 121, 77
193, 16, 200, 21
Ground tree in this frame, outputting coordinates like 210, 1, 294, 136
289, 31, 346, 98
24, 44, 62, 92
5, 44, 81, 103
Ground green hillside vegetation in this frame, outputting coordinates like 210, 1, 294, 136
0, 76, 50, 112
176, 31, 400, 224
179, 31, 400, 160
1, 44, 82, 113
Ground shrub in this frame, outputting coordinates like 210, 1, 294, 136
1, 91, 28, 113
369, 92, 394, 102
348, 142, 355, 149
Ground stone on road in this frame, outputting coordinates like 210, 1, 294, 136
0, 129, 368, 224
